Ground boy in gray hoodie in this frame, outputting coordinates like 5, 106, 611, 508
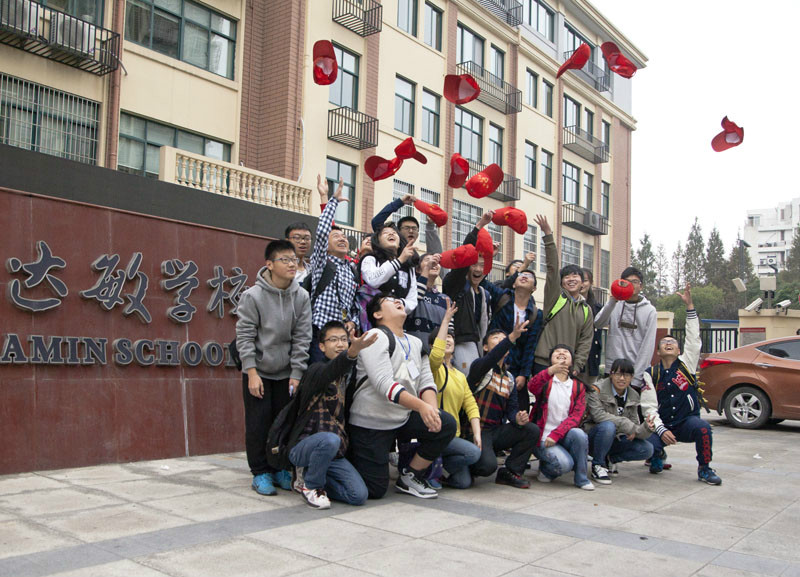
236, 239, 312, 496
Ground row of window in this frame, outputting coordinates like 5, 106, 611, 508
398, 0, 443, 51
562, 160, 610, 217
564, 94, 611, 145
393, 77, 441, 147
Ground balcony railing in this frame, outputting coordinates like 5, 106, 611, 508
332, 0, 382, 37
561, 48, 611, 94
0, 0, 119, 76
562, 203, 608, 236
159, 147, 312, 215
475, 0, 523, 27
563, 126, 609, 164
468, 159, 520, 202
457, 61, 522, 115
592, 287, 608, 306
328, 107, 379, 150
339, 226, 372, 256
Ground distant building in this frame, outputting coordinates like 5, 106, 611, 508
743, 198, 800, 274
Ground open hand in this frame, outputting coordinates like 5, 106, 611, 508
348, 331, 378, 357
534, 214, 552, 236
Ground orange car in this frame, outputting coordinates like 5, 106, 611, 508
699, 336, 800, 429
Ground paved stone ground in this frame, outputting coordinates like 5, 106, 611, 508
2, 415, 799, 577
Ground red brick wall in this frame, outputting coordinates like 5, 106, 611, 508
359, 27, 381, 231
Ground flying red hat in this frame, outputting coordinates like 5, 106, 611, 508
475, 227, 493, 257
711, 116, 744, 152
465, 164, 504, 199
610, 279, 635, 301
443, 74, 480, 105
448, 153, 470, 189
312, 40, 338, 85
492, 207, 527, 235
364, 155, 403, 182
556, 43, 590, 79
414, 199, 448, 227
394, 137, 427, 164
440, 244, 479, 269
600, 42, 637, 79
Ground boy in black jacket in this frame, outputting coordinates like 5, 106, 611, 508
288, 321, 377, 509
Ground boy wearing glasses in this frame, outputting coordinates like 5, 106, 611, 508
285, 222, 313, 283
593, 266, 658, 389
583, 358, 655, 485
236, 239, 312, 496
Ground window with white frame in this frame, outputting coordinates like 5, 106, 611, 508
524, 141, 536, 188
424, 2, 442, 50
490, 45, 504, 82
456, 23, 484, 66
523, 225, 538, 264
563, 161, 580, 205
583, 243, 593, 271
584, 108, 594, 138
395, 76, 415, 135
584, 172, 593, 211
526, 69, 538, 108
452, 199, 482, 247
421, 89, 440, 146
524, 0, 554, 42
564, 95, 580, 129
564, 23, 593, 59
455, 106, 482, 163
398, 0, 417, 35
326, 157, 356, 226
540, 149, 552, 195
543, 80, 553, 118
330, 45, 359, 110
489, 123, 503, 168
601, 181, 610, 218
561, 236, 581, 267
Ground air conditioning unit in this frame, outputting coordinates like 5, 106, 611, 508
584, 211, 602, 230
1, 0, 40, 36
49, 11, 95, 57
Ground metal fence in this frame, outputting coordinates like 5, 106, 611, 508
670, 328, 739, 354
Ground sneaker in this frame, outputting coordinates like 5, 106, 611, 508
274, 470, 293, 491
251, 473, 277, 496
606, 459, 619, 475
300, 487, 331, 509
292, 468, 305, 494
578, 481, 595, 491
591, 464, 612, 485
428, 477, 443, 490
649, 455, 664, 474
698, 466, 722, 485
645, 452, 672, 470
395, 468, 438, 499
495, 467, 530, 489
536, 471, 552, 483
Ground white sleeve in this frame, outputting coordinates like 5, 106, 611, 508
594, 298, 617, 328
640, 372, 665, 435
681, 309, 701, 372
404, 269, 418, 313
360, 255, 403, 288
359, 329, 406, 403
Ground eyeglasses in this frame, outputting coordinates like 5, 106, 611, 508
624, 278, 642, 286
323, 336, 349, 344
399, 226, 419, 232
289, 235, 312, 243
382, 296, 404, 305
272, 257, 299, 265
610, 372, 633, 379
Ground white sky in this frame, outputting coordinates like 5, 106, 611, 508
589, 0, 799, 256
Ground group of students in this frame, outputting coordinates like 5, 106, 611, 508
235, 175, 722, 510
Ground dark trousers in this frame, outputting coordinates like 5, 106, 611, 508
348, 410, 457, 499
472, 422, 541, 477
647, 416, 713, 467
242, 374, 290, 476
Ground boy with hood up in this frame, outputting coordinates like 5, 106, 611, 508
236, 239, 313, 496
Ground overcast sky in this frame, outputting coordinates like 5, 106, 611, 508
589, 0, 799, 257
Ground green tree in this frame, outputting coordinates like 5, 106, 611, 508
785, 225, 800, 281
659, 284, 725, 328
684, 218, 706, 286
653, 243, 669, 301
671, 242, 684, 292
632, 233, 656, 289
705, 226, 727, 289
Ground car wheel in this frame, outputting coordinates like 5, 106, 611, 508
723, 386, 771, 429
768, 418, 784, 425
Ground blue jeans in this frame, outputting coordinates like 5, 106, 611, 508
441, 437, 482, 489
647, 416, 713, 467
534, 428, 590, 487
588, 421, 653, 464
289, 432, 368, 505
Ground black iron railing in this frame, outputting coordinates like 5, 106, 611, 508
562, 203, 609, 236
475, 0, 523, 27
562, 48, 611, 94
671, 328, 739, 354
328, 107, 379, 150
0, 0, 119, 76
340, 226, 372, 256
563, 125, 609, 164
592, 286, 608, 306
332, 0, 382, 37
467, 159, 520, 202
457, 61, 522, 115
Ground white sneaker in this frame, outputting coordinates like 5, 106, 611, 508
578, 481, 595, 491
591, 464, 612, 485
293, 468, 305, 494
537, 472, 552, 483
395, 468, 438, 499
300, 487, 331, 509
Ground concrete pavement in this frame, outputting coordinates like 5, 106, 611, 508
1, 415, 799, 577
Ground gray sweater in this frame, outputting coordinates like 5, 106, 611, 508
235, 267, 312, 381
349, 328, 437, 430
594, 294, 657, 387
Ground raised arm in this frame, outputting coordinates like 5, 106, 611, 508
677, 284, 700, 372
593, 298, 618, 329
310, 175, 342, 286
534, 215, 560, 313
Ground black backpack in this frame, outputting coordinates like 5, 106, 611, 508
301, 260, 338, 304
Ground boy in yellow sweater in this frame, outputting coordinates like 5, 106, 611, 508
428, 300, 482, 489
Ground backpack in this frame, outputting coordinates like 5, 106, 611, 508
545, 294, 590, 325
301, 260, 338, 304
531, 376, 584, 426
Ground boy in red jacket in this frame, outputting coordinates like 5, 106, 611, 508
528, 345, 593, 490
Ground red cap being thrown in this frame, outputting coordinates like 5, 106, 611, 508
414, 199, 448, 227
556, 43, 590, 79
492, 207, 528, 235
600, 42, 637, 79
440, 244, 479, 269
443, 74, 481, 105
465, 164, 504, 199
394, 137, 427, 164
711, 116, 744, 152
312, 40, 338, 85
364, 155, 403, 182
448, 153, 470, 189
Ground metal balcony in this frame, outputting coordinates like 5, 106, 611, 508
563, 126, 609, 164
340, 226, 372, 255
332, 0, 382, 37
327, 107, 379, 150
561, 48, 611, 94
456, 61, 522, 115
468, 159, 520, 202
0, 0, 119, 76
562, 203, 608, 236
475, 0, 523, 27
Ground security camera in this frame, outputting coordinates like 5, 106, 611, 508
732, 278, 747, 293
775, 299, 792, 312
744, 298, 763, 312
